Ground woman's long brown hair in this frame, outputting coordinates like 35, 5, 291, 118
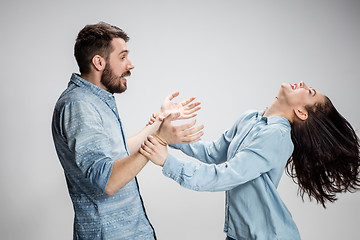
286, 96, 360, 207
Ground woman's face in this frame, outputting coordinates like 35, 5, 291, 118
278, 81, 325, 109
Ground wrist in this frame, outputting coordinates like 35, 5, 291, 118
160, 159, 166, 167
157, 109, 169, 120
146, 112, 163, 129
153, 132, 168, 146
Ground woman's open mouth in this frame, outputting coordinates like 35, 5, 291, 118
290, 83, 298, 90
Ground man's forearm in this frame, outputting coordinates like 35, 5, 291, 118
127, 119, 161, 154
105, 152, 149, 195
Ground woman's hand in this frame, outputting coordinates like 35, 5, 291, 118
156, 113, 204, 145
140, 136, 168, 166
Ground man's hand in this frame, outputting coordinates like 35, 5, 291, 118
156, 113, 204, 145
140, 136, 168, 166
159, 91, 201, 120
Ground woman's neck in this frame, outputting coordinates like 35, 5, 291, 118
263, 97, 294, 123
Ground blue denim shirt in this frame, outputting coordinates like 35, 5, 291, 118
163, 110, 301, 240
52, 73, 155, 240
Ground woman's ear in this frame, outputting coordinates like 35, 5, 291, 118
91, 55, 106, 71
294, 107, 308, 121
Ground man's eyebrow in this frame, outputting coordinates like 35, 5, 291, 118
119, 50, 129, 55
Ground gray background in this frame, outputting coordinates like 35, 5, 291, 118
1, 0, 359, 239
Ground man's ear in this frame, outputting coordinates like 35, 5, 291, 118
293, 107, 308, 121
91, 55, 106, 71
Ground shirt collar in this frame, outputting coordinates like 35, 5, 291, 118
70, 73, 115, 102
256, 109, 291, 127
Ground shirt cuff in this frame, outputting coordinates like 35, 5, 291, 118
162, 154, 184, 182
87, 157, 114, 192
168, 144, 180, 150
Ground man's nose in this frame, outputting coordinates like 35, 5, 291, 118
127, 60, 134, 70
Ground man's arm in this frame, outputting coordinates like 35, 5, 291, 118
126, 119, 162, 154
61, 95, 202, 196
106, 112, 204, 195
105, 152, 148, 195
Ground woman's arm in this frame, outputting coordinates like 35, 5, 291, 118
143, 126, 293, 192
169, 134, 232, 165
169, 111, 252, 164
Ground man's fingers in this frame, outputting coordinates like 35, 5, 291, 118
167, 91, 180, 101
181, 113, 197, 120
184, 102, 201, 110
183, 106, 201, 116
181, 97, 196, 106
164, 112, 181, 122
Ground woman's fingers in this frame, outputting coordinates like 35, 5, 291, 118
148, 135, 159, 145
177, 119, 197, 131
182, 124, 205, 137
142, 142, 152, 152
181, 131, 204, 143
140, 144, 152, 158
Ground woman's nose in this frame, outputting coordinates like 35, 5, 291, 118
299, 81, 307, 89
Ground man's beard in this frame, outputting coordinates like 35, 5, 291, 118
101, 64, 131, 94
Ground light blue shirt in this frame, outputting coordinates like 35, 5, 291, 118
52, 73, 155, 240
163, 110, 301, 240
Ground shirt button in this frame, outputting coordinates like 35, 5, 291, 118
168, 173, 171, 177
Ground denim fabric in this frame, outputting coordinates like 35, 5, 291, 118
52, 73, 155, 239
163, 110, 301, 240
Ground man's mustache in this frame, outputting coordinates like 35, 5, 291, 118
122, 71, 131, 78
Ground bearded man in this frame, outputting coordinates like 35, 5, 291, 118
52, 22, 203, 240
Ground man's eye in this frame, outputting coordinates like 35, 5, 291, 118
309, 89, 312, 94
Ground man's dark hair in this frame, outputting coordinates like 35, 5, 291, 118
74, 22, 129, 74
287, 96, 360, 207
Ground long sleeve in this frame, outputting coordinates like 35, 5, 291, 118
169, 137, 230, 165
169, 111, 252, 164
61, 100, 114, 192
163, 126, 292, 192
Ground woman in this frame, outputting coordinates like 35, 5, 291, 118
141, 82, 360, 240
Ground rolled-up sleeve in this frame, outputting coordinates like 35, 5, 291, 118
62, 100, 114, 192
163, 126, 289, 192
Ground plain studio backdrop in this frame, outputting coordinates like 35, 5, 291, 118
1, 0, 359, 239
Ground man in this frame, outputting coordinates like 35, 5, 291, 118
52, 22, 204, 239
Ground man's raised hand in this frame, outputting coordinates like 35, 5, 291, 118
159, 91, 201, 120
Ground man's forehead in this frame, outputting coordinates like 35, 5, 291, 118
111, 38, 128, 52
